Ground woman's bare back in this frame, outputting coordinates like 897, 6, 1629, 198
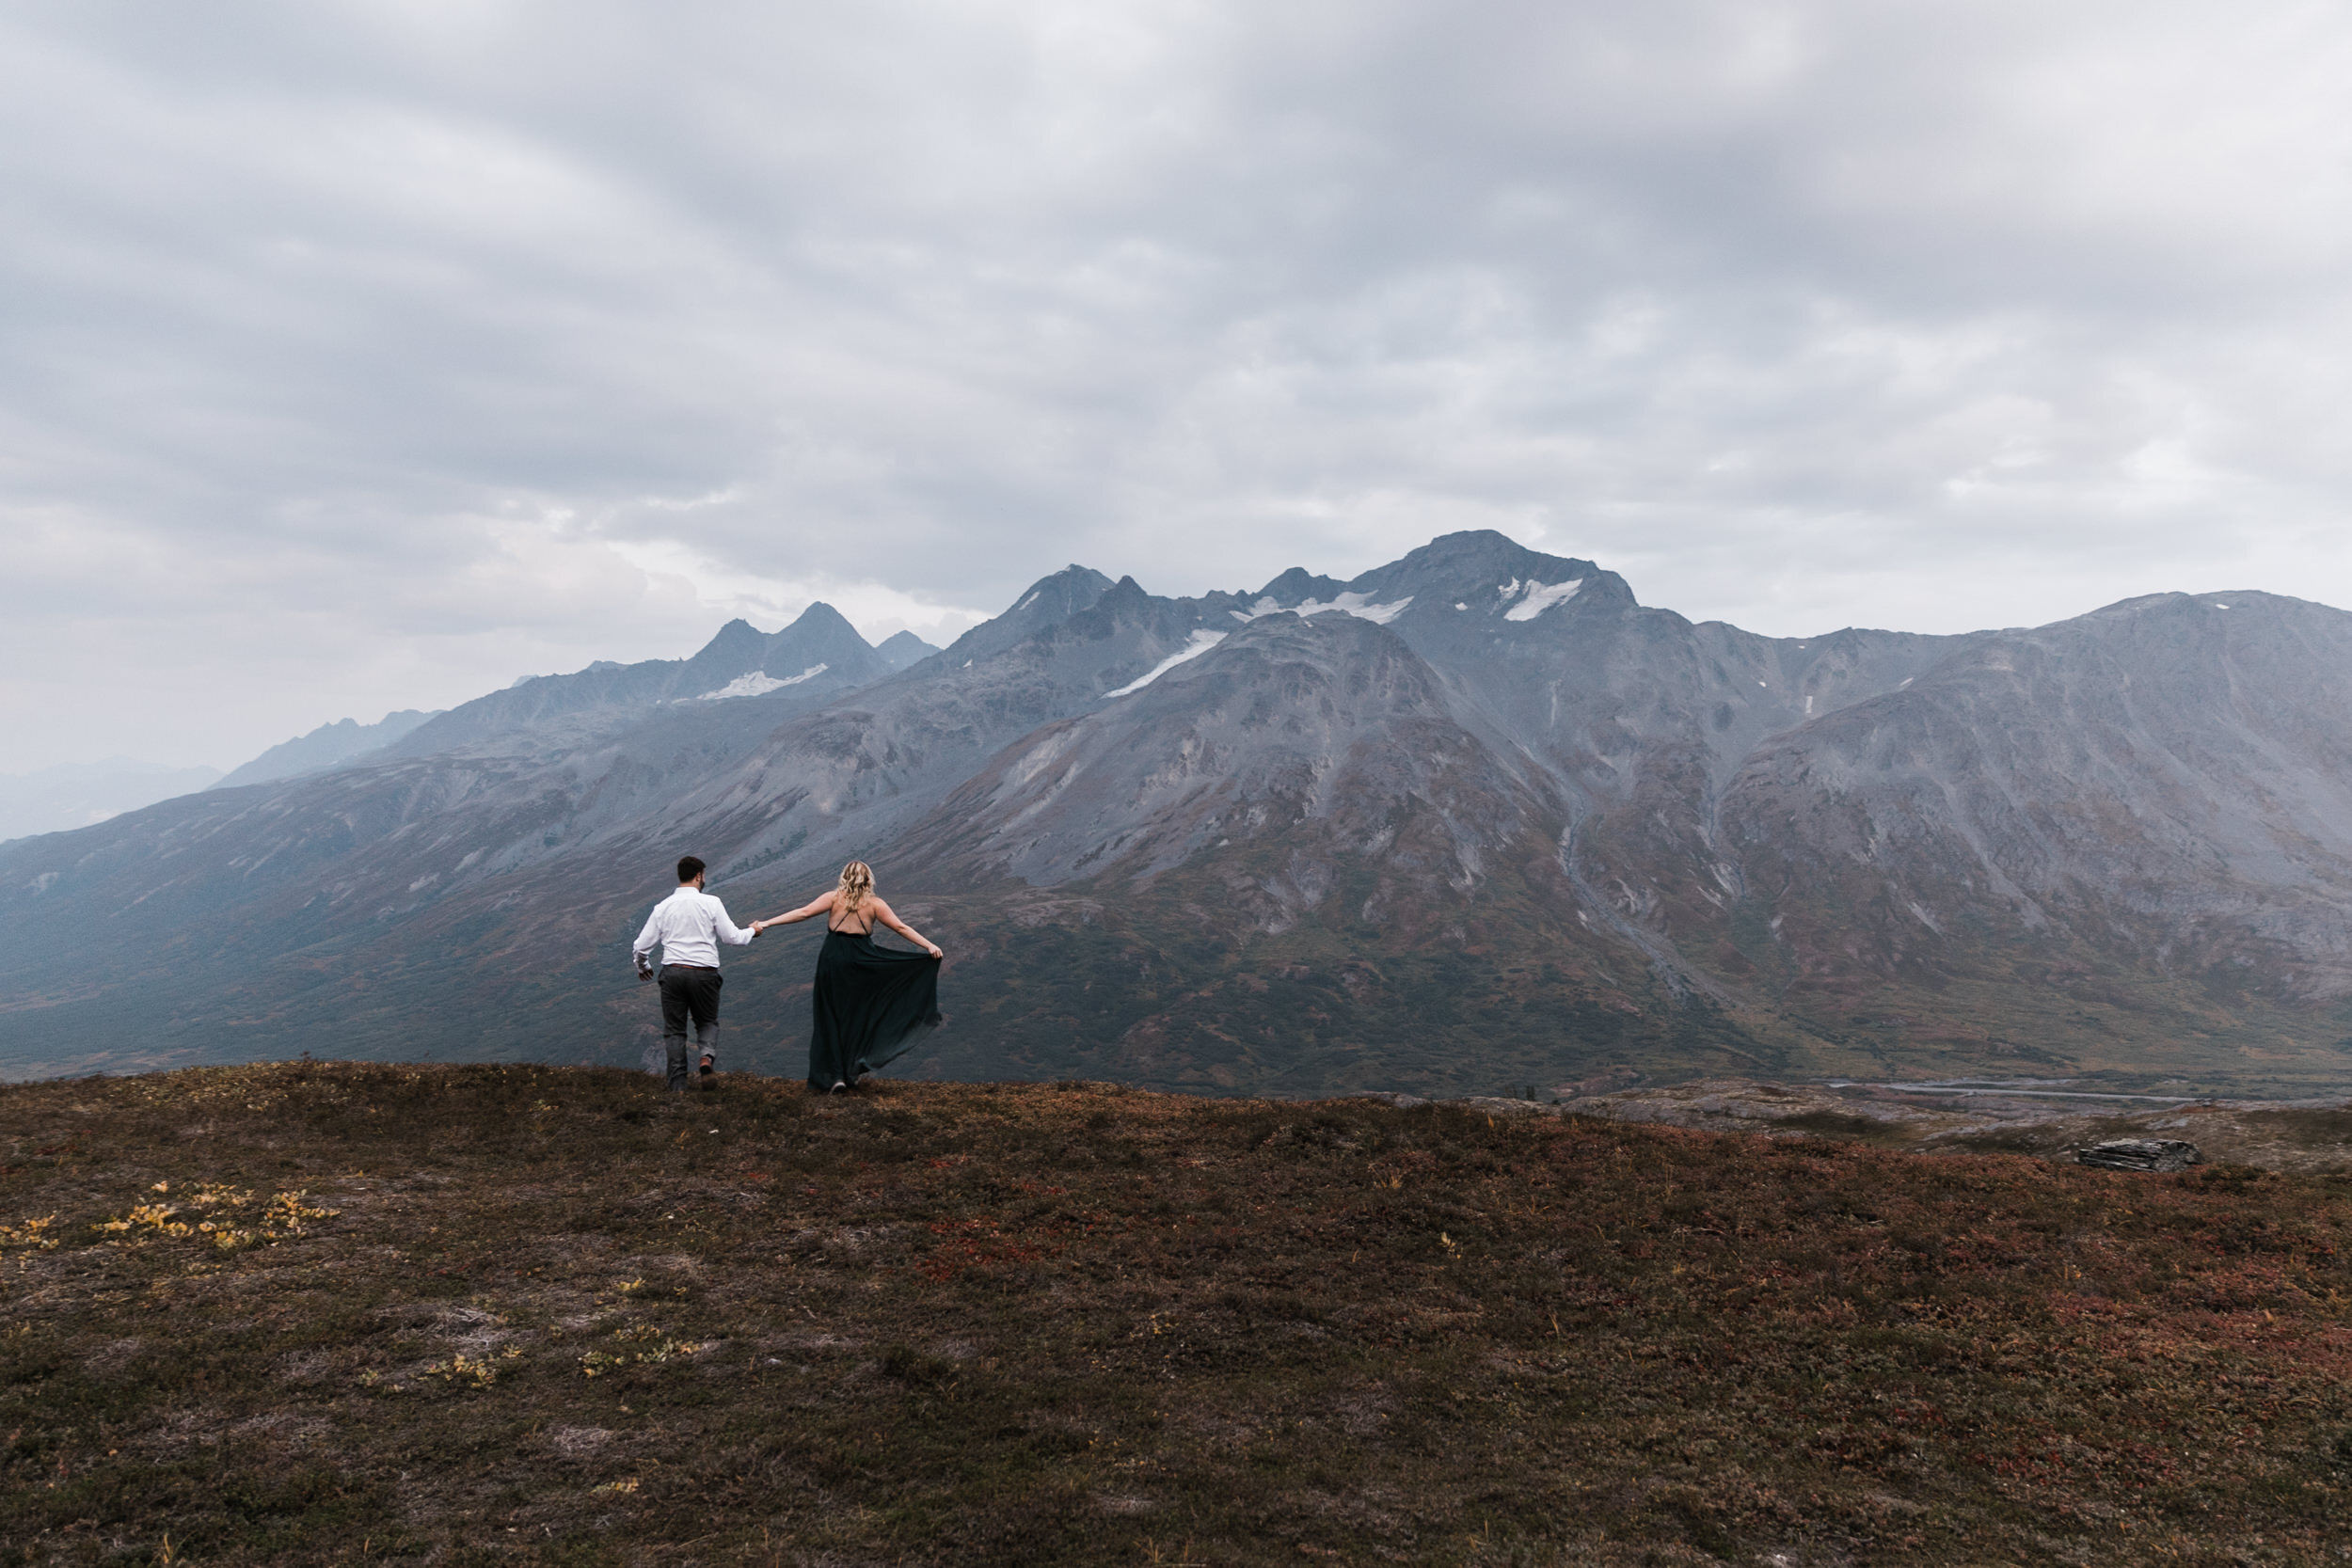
752, 885, 939, 959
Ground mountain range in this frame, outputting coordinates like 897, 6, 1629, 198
5, 531, 2350, 1099
212, 709, 441, 790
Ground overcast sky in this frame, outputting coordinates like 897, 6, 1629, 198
8, 0, 2352, 772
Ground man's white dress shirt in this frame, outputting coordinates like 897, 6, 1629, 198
632, 886, 755, 969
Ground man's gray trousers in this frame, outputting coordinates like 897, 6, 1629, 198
657, 965, 723, 1089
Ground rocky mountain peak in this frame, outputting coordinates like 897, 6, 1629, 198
1339, 530, 1633, 628
757, 602, 888, 683
875, 630, 942, 671
783, 601, 858, 637
1254, 566, 1348, 605
936, 563, 1120, 668
679, 617, 774, 682
697, 616, 768, 655
1070, 576, 1163, 627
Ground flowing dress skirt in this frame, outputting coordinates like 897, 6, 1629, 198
807, 928, 943, 1089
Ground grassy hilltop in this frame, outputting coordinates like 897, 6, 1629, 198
5, 1064, 2352, 1565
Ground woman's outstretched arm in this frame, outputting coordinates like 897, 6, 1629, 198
870, 897, 944, 958
751, 890, 835, 935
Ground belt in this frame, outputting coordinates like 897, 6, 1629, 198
663, 963, 716, 971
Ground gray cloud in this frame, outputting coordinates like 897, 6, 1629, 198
6, 0, 2351, 768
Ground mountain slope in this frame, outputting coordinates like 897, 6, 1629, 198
899, 610, 1548, 897
1729, 591, 2352, 990
5, 534, 2352, 1098
0, 566, 1263, 1076
0, 608, 917, 1076
1711, 591, 2352, 1073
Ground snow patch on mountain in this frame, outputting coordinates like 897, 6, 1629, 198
697, 664, 828, 701
1501, 578, 1583, 621
1104, 631, 1227, 699
1231, 592, 1413, 626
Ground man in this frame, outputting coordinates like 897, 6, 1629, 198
631, 855, 756, 1089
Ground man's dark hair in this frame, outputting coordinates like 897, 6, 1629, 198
677, 855, 706, 884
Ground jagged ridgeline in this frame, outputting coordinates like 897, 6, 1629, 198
8, 531, 2352, 1096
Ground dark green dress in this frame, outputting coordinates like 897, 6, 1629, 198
806, 911, 942, 1090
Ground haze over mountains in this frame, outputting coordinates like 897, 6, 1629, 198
5, 531, 2349, 1099
0, 759, 224, 845
0, 630, 953, 848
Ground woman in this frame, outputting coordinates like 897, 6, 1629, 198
753, 862, 944, 1093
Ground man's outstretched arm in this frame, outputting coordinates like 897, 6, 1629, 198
712, 900, 757, 945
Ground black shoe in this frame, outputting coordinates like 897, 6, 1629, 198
699, 1055, 716, 1078
829, 1080, 848, 1095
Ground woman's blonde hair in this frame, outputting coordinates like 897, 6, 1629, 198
836, 861, 875, 911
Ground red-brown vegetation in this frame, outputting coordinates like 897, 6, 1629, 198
4, 1063, 2348, 1563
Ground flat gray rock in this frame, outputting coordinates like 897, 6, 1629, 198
2077, 1138, 2202, 1172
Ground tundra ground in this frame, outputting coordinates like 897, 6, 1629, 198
5, 1063, 2350, 1564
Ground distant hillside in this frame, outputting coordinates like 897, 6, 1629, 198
6, 531, 2352, 1101
214, 708, 438, 789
